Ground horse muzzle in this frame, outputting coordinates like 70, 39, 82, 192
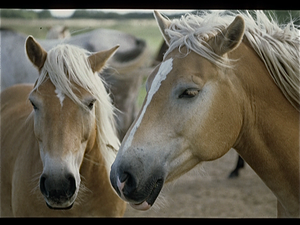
110, 157, 165, 210
40, 173, 78, 210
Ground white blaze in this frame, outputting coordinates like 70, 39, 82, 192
55, 88, 65, 106
123, 58, 173, 150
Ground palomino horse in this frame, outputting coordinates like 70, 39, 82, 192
1, 36, 126, 216
110, 11, 300, 217
46, 25, 70, 39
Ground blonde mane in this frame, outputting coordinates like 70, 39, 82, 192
32, 44, 120, 173
164, 10, 300, 111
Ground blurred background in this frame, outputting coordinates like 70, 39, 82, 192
2, 9, 298, 59
1, 9, 194, 57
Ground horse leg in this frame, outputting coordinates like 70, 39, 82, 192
228, 155, 245, 178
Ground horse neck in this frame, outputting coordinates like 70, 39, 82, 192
230, 40, 299, 216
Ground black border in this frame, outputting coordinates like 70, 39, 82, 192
1, 1, 299, 10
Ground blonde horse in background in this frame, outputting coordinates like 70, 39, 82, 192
110, 11, 299, 217
46, 25, 70, 39
1, 36, 126, 216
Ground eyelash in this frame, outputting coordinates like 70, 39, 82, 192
178, 89, 200, 99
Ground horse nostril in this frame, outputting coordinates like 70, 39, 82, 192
119, 172, 129, 183
66, 174, 76, 198
110, 161, 139, 200
40, 174, 48, 197
118, 171, 138, 198
117, 175, 127, 194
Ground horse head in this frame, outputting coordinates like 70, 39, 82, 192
110, 11, 246, 210
26, 36, 119, 209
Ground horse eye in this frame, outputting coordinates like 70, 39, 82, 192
30, 100, 38, 110
87, 99, 96, 110
178, 89, 200, 99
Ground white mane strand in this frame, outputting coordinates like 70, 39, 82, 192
164, 10, 300, 111
32, 44, 120, 173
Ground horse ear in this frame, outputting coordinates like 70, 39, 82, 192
26, 35, 47, 70
88, 45, 120, 73
154, 11, 171, 46
210, 15, 245, 56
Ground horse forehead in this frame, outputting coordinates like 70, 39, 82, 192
171, 50, 206, 69
147, 55, 178, 88
34, 79, 89, 100
167, 50, 219, 82
146, 58, 174, 100
147, 52, 204, 94
32, 81, 72, 110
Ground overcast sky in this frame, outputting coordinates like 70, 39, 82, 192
49, 9, 195, 18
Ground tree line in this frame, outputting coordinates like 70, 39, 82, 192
1, 9, 52, 19
1, 9, 299, 25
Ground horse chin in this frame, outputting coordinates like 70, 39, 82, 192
45, 201, 75, 210
130, 201, 151, 211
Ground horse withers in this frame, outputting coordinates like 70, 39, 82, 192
110, 11, 299, 217
1, 36, 126, 216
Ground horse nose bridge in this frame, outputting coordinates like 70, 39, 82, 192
118, 146, 146, 173
42, 152, 80, 176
